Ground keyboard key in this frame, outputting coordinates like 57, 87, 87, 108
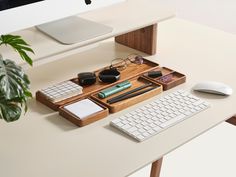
153, 126, 162, 132
143, 132, 150, 137
137, 135, 145, 141
127, 127, 137, 133
132, 131, 140, 137
144, 126, 151, 131
138, 129, 145, 133
184, 111, 192, 116
159, 118, 166, 123
112, 119, 121, 124
116, 122, 124, 127
160, 114, 185, 128
193, 100, 204, 106
148, 129, 155, 135
154, 121, 162, 126
123, 125, 132, 130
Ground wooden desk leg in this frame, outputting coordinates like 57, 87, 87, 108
150, 158, 163, 177
226, 116, 236, 126
115, 24, 157, 55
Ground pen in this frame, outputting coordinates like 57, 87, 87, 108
107, 83, 152, 103
108, 86, 158, 104
98, 81, 132, 98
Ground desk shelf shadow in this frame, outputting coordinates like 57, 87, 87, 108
36, 59, 186, 127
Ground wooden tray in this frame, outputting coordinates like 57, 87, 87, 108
91, 76, 163, 113
59, 98, 109, 127
144, 67, 186, 90
36, 58, 159, 111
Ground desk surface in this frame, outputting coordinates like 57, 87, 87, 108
0, 18, 236, 177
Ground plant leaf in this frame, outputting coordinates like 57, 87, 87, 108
0, 58, 31, 100
0, 34, 34, 66
0, 100, 22, 122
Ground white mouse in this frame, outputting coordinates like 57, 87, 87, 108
193, 81, 233, 96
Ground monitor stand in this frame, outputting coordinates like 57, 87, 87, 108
36, 16, 113, 45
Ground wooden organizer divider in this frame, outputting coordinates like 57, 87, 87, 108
91, 76, 162, 113
143, 67, 186, 90
36, 59, 159, 111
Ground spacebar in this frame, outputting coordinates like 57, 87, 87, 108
160, 114, 186, 128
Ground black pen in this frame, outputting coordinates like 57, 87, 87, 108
107, 83, 152, 103
108, 86, 158, 104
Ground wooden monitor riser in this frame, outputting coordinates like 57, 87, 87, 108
115, 24, 157, 55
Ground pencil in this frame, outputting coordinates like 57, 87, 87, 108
108, 86, 158, 104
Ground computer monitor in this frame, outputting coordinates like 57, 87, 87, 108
0, 0, 125, 44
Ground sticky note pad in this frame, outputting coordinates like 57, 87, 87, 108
64, 99, 103, 119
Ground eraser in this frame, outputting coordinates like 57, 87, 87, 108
147, 71, 162, 78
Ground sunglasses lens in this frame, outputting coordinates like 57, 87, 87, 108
134, 55, 144, 64
127, 54, 144, 65
111, 58, 127, 71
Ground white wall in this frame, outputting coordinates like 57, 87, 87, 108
169, 0, 236, 34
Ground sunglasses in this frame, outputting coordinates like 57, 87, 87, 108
110, 54, 144, 71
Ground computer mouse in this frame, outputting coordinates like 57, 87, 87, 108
193, 81, 233, 96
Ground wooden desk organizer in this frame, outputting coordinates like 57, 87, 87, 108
36, 59, 186, 127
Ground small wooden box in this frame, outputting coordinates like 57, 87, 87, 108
91, 77, 162, 113
144, 67, 186, 90
59, 98, 109, 127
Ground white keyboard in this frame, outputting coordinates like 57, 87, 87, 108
110, 90, 210, 142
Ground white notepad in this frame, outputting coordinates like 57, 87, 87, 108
64, 99, 103, 119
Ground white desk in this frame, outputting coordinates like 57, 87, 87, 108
0, 18, 236, 177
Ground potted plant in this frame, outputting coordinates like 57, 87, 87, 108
0, 34, 34, 122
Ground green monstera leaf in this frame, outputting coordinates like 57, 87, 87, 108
0, 58, 30, 99
0, 56, 32, 122
0, 99, 22, 122
0, 35, 34, 66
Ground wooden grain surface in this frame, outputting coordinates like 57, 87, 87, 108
115, 24, 158, 55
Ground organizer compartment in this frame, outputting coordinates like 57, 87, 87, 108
144, 67, 186, 90
59, 98, 109, 127
91, 77, 162, 113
